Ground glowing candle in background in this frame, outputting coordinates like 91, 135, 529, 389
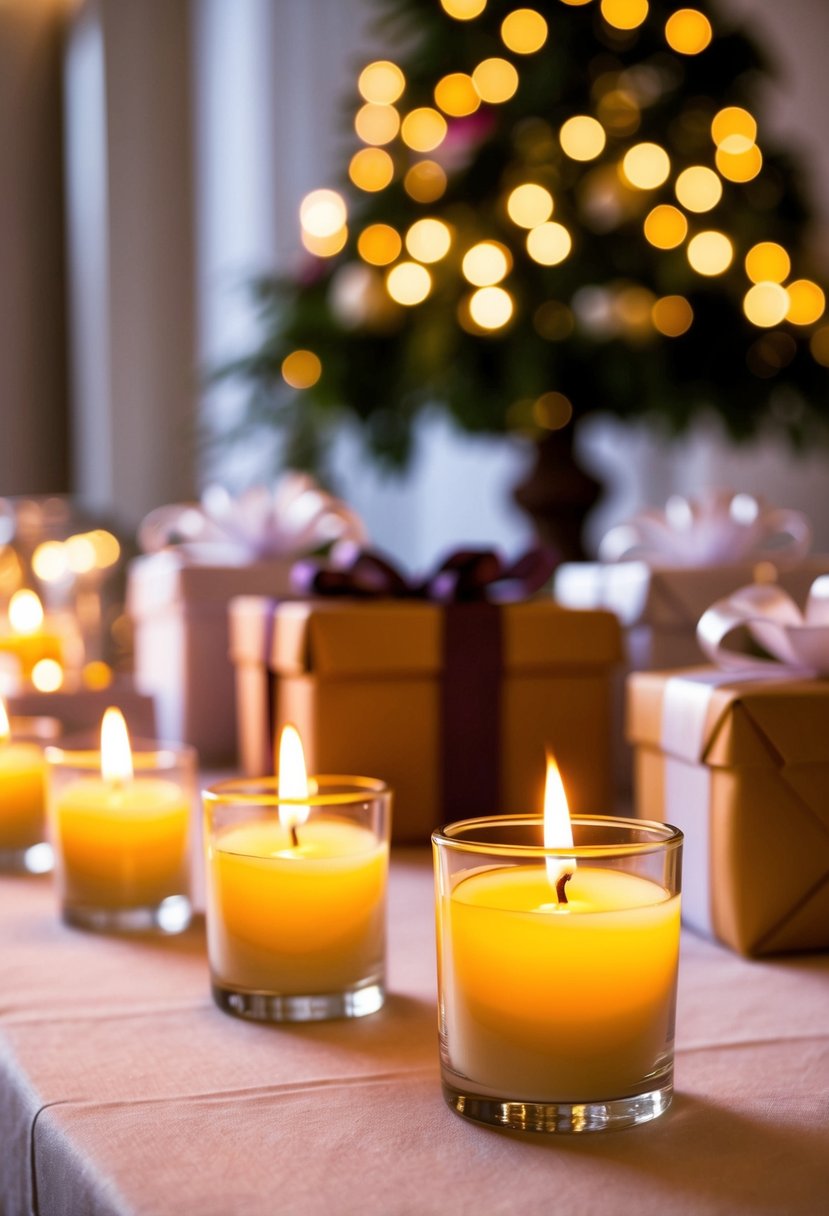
433, 757, 682, 1133
0, 696, 55, 871
204, 726, 392, 1022
47, 708, 193, 932
0, 590, 63, 684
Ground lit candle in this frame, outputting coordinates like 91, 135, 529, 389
204, 726, 391, 1021
433, 757, 682, 1132
48, 709, 192, 930
0, 590, 63, 681
0, 696, 48, 861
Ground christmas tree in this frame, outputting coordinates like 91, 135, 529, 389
217, 0, 829, 482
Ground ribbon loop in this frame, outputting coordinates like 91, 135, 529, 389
138, 474, 367, 563
697, 578, 829, 676
599, 489, 812, 568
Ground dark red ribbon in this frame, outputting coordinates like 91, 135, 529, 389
291, 546, 558, 824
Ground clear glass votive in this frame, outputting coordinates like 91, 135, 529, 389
203, 776, 392, 1023
0, 715, 61, 873
433, 815, 683, 1133
46, 738, 195, 933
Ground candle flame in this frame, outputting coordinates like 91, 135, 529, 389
0, 696, 9, 745
543, 752, 576, 891
9, 590, 44, 635
101, 707, 133, 783
277, 724, 310, 834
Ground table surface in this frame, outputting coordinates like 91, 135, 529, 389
1, 851, 828, 1216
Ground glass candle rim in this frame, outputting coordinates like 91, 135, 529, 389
432, 814, 683, 859
203, 773, 391, 809
44, 739, 196, 770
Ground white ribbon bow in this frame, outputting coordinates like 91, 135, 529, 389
697, 577, 829, 676
598, 489, 812, 568
138, 474, 367, 563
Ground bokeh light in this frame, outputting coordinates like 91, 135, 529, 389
32, 541, 68, 582
472, 58, 519, 104
622, 143, 671, 189
405, 218, 452, 263
526, 222, 572, 266
469, 286, 514, 329
743, 282, 790, 328
501, 9, 548, 55
675, 165, 722, 212
65, 533, 97, 574
434, 73, 480, 117
711, 107, 757, 147
83, 660, 113, 691
349, 148, 394, 191
652, 295, 694, 336
441, 0, 487, 19
301, 227, 348, 257
744, 242, 790, 285
404, 160, 447, 203
786, 279, 826, 325
31, 658, 63, 692
386, 262, 432, 305
281, 350, 322, 389
687, 230, 734, 276
715, 138, 762, 182
665, 9, 712, 55
600, 0, 649, 32
810, 325, 829, 366
358, 224, 402, 266
507, 182, 554, 227
299, 189, 347, 238
355, 104, 400, 146
400, 108, 447, 152
462, 241, 512, 286
559, 115, 606, 161
533, 392, 573, 430
358, 61, 405, 105
644, 204, 688, 249
9, 589, 43, 633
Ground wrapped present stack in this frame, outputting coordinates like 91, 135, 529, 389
555, 489, 829, 784
627, 577, 829, 957
127, 476, 366, 763
230, 547, 622, 843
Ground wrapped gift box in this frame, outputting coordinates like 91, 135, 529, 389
627, 667, 829, 956
231, 596, 621, 843
127, 552, 294, 763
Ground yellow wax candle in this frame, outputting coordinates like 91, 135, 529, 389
441, 865, 680, 1103
0, 739, 47, 850
207, 818, 388, 993
54, 776, 190, 909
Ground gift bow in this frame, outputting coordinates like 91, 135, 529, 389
138, 475, 367, 562
291, 545, 558, 603
598, 489, 811, 567
697, 577, 829, 676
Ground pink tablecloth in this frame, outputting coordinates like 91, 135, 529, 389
1, 851, 827, 1216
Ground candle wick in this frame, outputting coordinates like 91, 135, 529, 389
556, 870, 573, 905
289, 824, 300, 849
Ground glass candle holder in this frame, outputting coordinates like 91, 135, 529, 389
433, 815, 683, 1133
0, 715, 61, 873
46, 738, 195, 933
203, 776, 392, 1023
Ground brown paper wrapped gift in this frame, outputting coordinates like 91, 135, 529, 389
234, 597, 620, 843
627, 668, 829, 956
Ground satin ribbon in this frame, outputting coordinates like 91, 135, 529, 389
599, 489, 811, 568
138, 474, 367, 563
697, 576, 829, 676
291, 544, 558, 603
293, 544, 558, 819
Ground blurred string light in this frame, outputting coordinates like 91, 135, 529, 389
400, 108, 447, 152
622, 143, 671, 189
300, 189, 347, 237
440, 0, 486, 19
501, 9, 548, 55
675, 166, 722, 212
358, 224, 402, 266
687, 230, 733, 276
405, 218, 452, 263
743, 282, 789, 328
560, 116, 606, 161
716, 137, 762, 182
665, 9, 713, 55
507, 183, 554, 227
468, 286, 514, 329
644, 204, 687, 249
711, 107, 757, 146
472, 58, 519, 104
355, 104, 399, 146
386, 262, 432, 305
462, 241, 512, 286
349, 148, 394, 191
652, 295, 694, 336
745, 242, 790, 284
434, 73, 480, 117
404, 161, 447, 202
31, 658, 63, 692
281, 350, 322, 389
533, 392, 573, 430
786, 280, 826, 325
527, 222, 572, 266
358, 61, 405, 105
601, 0, 650, 32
